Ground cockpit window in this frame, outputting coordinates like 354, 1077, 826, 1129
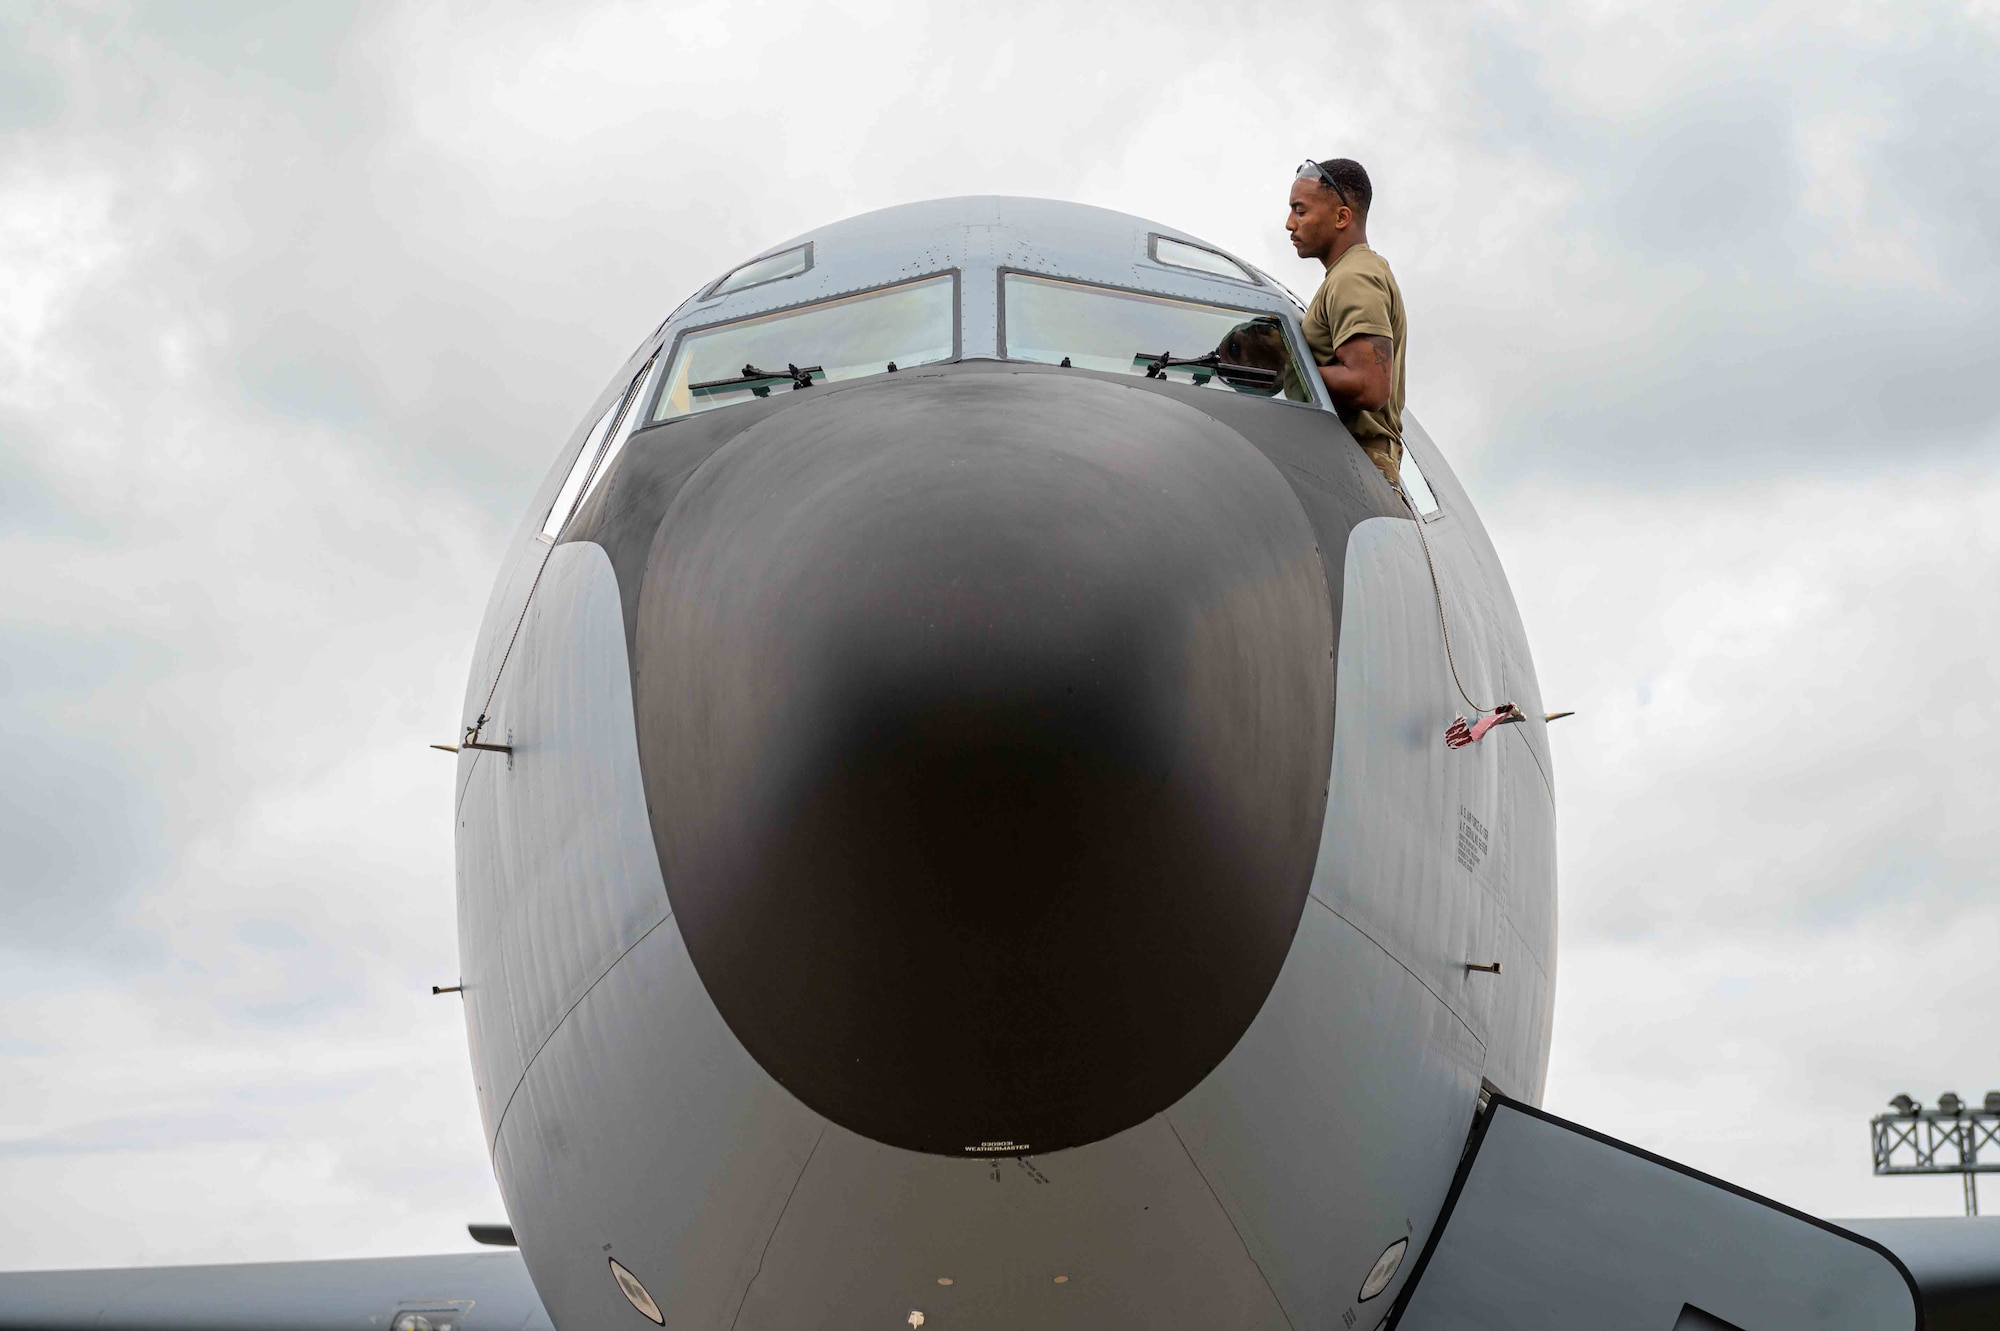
651, 274, 956, 422
704, 243, 812, 299
1149, 235, 1257, 285
1001, 273, 1312, 402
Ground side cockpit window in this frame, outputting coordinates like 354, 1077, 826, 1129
1000, 273, 1312, 403
650, 274, 956, 422
540, 352, 660, 541
702, 243, 813, 300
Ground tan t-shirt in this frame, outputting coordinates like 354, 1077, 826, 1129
1301, 244, 1406, 472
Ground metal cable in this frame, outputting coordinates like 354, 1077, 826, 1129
1399, 479, 1503, 717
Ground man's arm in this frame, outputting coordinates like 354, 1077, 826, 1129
1317, 333, 1393, 412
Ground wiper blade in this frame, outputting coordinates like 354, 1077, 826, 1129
689, 362, 824, 398
1133, 351, 1280, 388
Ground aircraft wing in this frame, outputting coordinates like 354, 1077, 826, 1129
1839, 1217, 2000, 1331
0, 1251, 551, 1331
1391, 1097, 1924, 1331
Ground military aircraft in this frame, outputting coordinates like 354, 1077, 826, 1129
5, 197, 1996, 1331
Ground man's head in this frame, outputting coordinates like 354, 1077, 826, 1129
1287, 157, 1372, 263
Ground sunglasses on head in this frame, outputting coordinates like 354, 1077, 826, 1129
1296, 160, 1350, 207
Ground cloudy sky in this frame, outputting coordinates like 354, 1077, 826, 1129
3, 0, 1996, 1273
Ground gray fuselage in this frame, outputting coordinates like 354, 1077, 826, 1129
451, 196, 1557, 1331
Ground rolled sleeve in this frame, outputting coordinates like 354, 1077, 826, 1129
1322, 268, 1395, 351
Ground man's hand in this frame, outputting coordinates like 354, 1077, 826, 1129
1317, 333, 1392, 411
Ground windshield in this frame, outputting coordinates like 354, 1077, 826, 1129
1002, 273, 1311, 402
651, 275, 955, 421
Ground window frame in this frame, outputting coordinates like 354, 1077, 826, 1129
994, 267, 1325, 410
697, 241, 816, 303
641, 269, 963, 428
1145, 233, 1261, 287
574, 352, 667, 517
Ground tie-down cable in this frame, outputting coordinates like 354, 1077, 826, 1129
1392, 472, 1523, 749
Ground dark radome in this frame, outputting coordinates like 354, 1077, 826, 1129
633, 372, 1337, 1154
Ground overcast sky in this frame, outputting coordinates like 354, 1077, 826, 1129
3, 0, 1996, 1273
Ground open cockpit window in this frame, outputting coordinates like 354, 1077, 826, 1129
650, 274, 956, 422
1001, 273, 1311, 402
702, 243, 813, 300
1149, 235, 1257, 286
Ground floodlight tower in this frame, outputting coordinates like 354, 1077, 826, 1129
1870, 1091, 2000, 1216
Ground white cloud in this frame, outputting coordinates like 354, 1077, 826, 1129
1503, 467, 1999, 938
1501, 465, 2000, 1215
0, 168, 125, 390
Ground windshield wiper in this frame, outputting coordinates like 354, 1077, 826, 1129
689, 362, 824, 398
1133, 351, 1279, 389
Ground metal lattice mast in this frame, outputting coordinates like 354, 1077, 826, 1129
1870, 1092, 2000, 1217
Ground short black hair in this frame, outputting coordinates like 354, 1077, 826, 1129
1314, 158, 1372, 214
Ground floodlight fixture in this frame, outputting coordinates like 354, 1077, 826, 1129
1889, 1094, 1918, 1116
1938, 1092, 1965, 1116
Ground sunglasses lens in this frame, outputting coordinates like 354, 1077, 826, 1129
1296, 162, 1346, 203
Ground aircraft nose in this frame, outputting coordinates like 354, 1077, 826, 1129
633, 372, 1335, 1155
